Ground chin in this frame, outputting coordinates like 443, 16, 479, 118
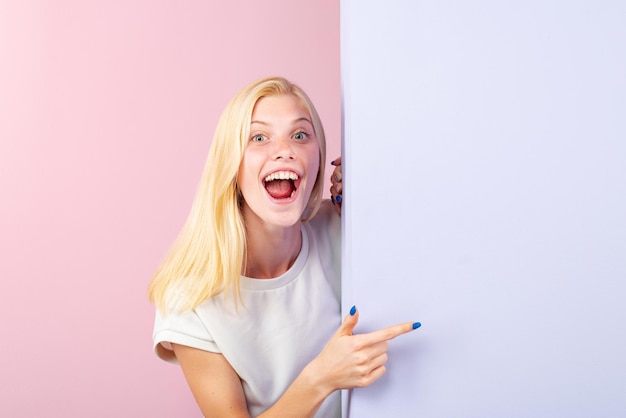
265, 206, 307, 227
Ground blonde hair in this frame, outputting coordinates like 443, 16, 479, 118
148, 77, 327, 313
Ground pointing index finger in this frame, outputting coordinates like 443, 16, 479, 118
362, 321, 422, 345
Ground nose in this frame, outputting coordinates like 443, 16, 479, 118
273, 137, 296, 160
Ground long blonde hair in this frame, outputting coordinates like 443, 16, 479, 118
148, 77, 327, 313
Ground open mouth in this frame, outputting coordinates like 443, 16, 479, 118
263, 170, 300, 200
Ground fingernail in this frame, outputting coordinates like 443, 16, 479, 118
412, 322, 421, 330
335, 195, 342, 204
331, 196, 335, 205
349, 305, 357, 316
330, 160, 337, 166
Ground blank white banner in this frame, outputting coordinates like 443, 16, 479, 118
341, 1, 626, 416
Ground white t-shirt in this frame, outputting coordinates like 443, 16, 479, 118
153, 201, 341, 417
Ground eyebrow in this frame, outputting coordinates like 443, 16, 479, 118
250, 117, 313, 126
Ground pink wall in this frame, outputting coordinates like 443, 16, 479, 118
0, 1, 339, 416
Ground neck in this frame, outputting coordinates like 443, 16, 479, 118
243, 213, 303, 279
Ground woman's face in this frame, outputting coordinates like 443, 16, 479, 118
237, 94, 320, 229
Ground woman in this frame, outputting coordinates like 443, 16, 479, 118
149, 76, 420, 417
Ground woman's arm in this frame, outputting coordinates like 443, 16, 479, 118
174, 342, 327, 418
173, 308, 419, 417
172, 344, 250, 417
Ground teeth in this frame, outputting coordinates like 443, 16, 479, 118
264, 171, 299, 182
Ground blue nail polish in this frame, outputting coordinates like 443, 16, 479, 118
349, 305, 357, 316
412, 322, 421, 330
335, 195, 342, 204
330, 160, 337, 166
331, 196, 335, 205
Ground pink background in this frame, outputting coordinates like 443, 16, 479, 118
0, 1, 339, 416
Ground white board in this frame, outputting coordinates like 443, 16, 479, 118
341, 1, 626, 416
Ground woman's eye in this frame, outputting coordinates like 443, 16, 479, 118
293, 131, 308, 141
251, 134, 267, 142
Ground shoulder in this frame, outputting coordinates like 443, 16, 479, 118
307, 199, 341, 240
304, 199, 341, 299
306, 199, 341, 260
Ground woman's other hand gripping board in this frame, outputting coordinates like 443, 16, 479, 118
330, 157, 342, 215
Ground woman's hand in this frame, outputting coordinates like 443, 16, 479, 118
330, 157, 342, 214
304, 307, 420, 394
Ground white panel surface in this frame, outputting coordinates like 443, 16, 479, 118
341, 1, 626, 416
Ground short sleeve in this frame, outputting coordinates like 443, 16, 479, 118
153, 308, 221, 363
